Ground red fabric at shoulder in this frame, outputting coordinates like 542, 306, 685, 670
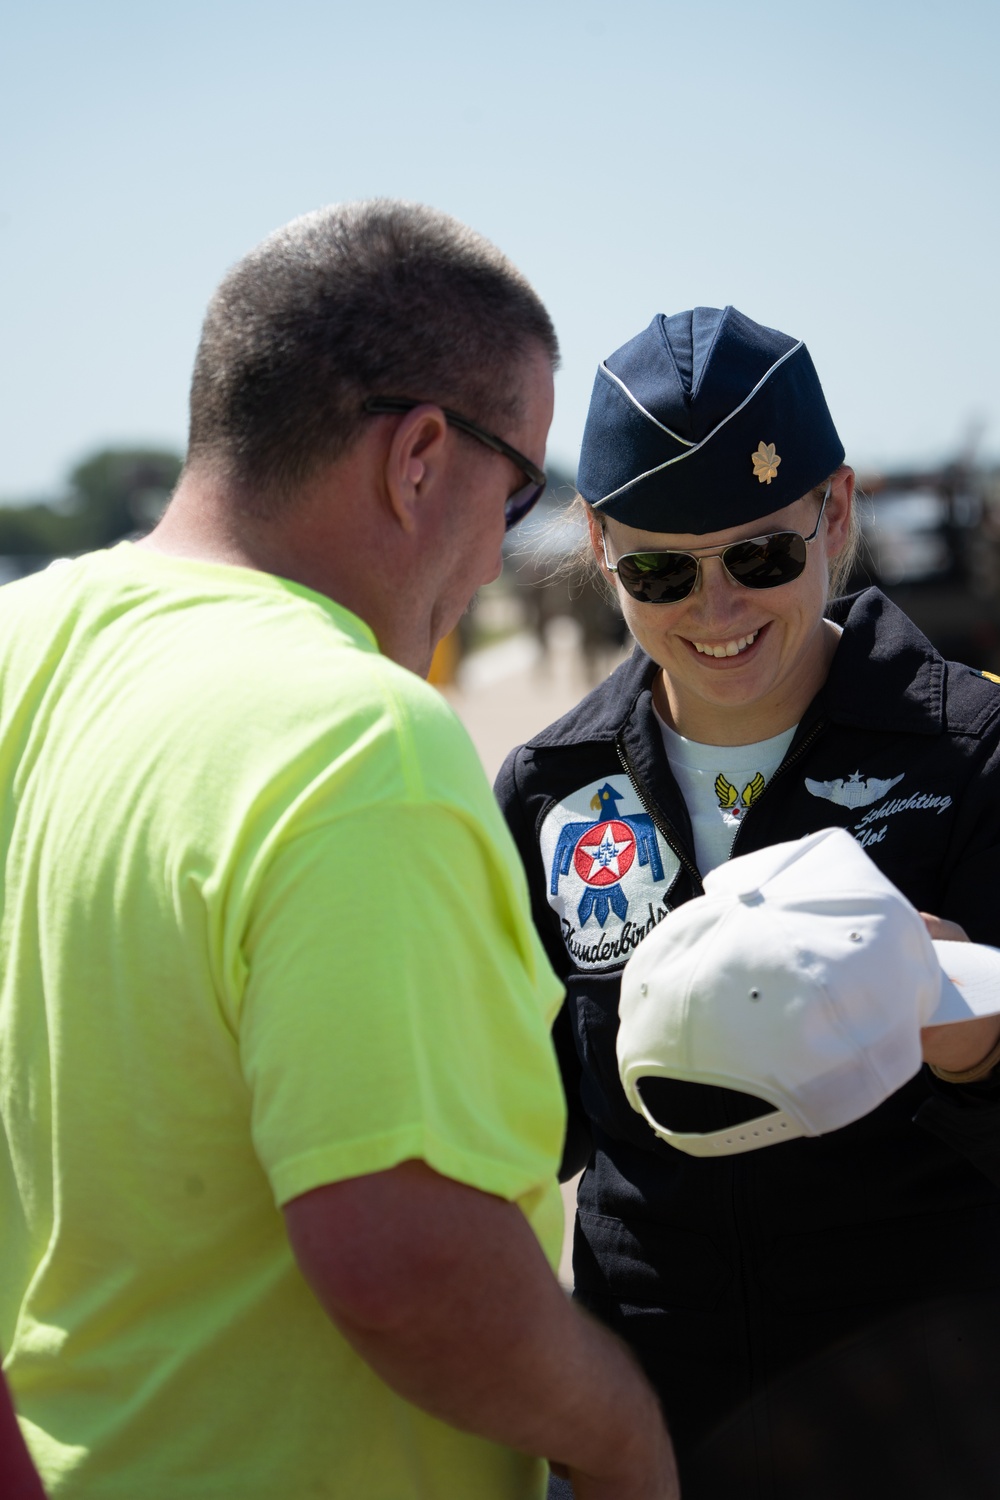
0, 1369, 47, 1499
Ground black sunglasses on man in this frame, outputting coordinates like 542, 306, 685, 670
363, 397, 547, 532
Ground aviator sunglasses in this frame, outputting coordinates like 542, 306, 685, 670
602, 485, 830, 604
363, 396, 547, 531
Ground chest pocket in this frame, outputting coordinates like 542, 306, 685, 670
792, 758, 956, 914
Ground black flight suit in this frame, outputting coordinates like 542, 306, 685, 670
497, 590, 1000, 1500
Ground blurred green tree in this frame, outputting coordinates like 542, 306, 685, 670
0, 448, 182, 559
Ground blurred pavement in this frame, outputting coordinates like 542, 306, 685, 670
443, 616, 620, 781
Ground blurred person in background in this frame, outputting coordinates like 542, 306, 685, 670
0, 202, 676, 1500
498, 305, 1000, 1499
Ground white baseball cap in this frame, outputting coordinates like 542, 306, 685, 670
617, 827, 1000, 1157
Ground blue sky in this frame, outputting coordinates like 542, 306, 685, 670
2, 0, 998, 498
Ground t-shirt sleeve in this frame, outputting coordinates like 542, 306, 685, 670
238, 798, 566, 1208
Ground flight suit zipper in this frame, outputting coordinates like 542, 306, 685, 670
728, 718, 829, 859
615, 734, 704, 894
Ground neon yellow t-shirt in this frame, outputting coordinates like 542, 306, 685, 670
0, 545, 566, 1499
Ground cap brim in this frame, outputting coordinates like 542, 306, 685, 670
929, 939, 1000, 1024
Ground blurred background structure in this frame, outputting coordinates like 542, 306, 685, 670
3, 0, 1000, 681
5, 441, 999, 686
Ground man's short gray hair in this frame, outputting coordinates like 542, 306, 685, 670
186, 200, 559, 513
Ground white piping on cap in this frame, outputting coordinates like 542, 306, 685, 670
591, 339, 805, 511
599, 363, 697, 447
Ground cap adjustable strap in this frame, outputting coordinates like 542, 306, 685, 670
634, 1090, 804, 1156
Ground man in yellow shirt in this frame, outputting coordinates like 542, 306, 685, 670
0, 201, 675, 1499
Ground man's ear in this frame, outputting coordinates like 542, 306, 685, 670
383, 405, 450, 533
824, 464, 855, 560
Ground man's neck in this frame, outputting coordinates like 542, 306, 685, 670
137, 498, 258, 572
138, 469, 434, 677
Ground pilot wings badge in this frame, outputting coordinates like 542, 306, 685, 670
805, 770, 904, 809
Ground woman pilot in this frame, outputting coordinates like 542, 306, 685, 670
497, 306, 1000, 1499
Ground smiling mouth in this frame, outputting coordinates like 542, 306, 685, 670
690, 628, 761, 659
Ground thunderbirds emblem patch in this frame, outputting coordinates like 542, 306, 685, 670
540, 777, 681, 971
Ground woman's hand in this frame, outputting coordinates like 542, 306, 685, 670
918, 912, 1000, 1075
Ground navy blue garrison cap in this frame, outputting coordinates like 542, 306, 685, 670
578, 306, 845, 535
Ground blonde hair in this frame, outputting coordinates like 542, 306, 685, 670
825, 476, 863, 598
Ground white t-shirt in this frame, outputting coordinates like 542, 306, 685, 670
656, 711, 796, 876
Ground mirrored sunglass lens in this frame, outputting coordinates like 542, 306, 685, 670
617, 552, 699, 603
723, 533, 807, 588
504, 483, 544, 532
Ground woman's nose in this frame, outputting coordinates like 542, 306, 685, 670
690, 552, 738, 597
